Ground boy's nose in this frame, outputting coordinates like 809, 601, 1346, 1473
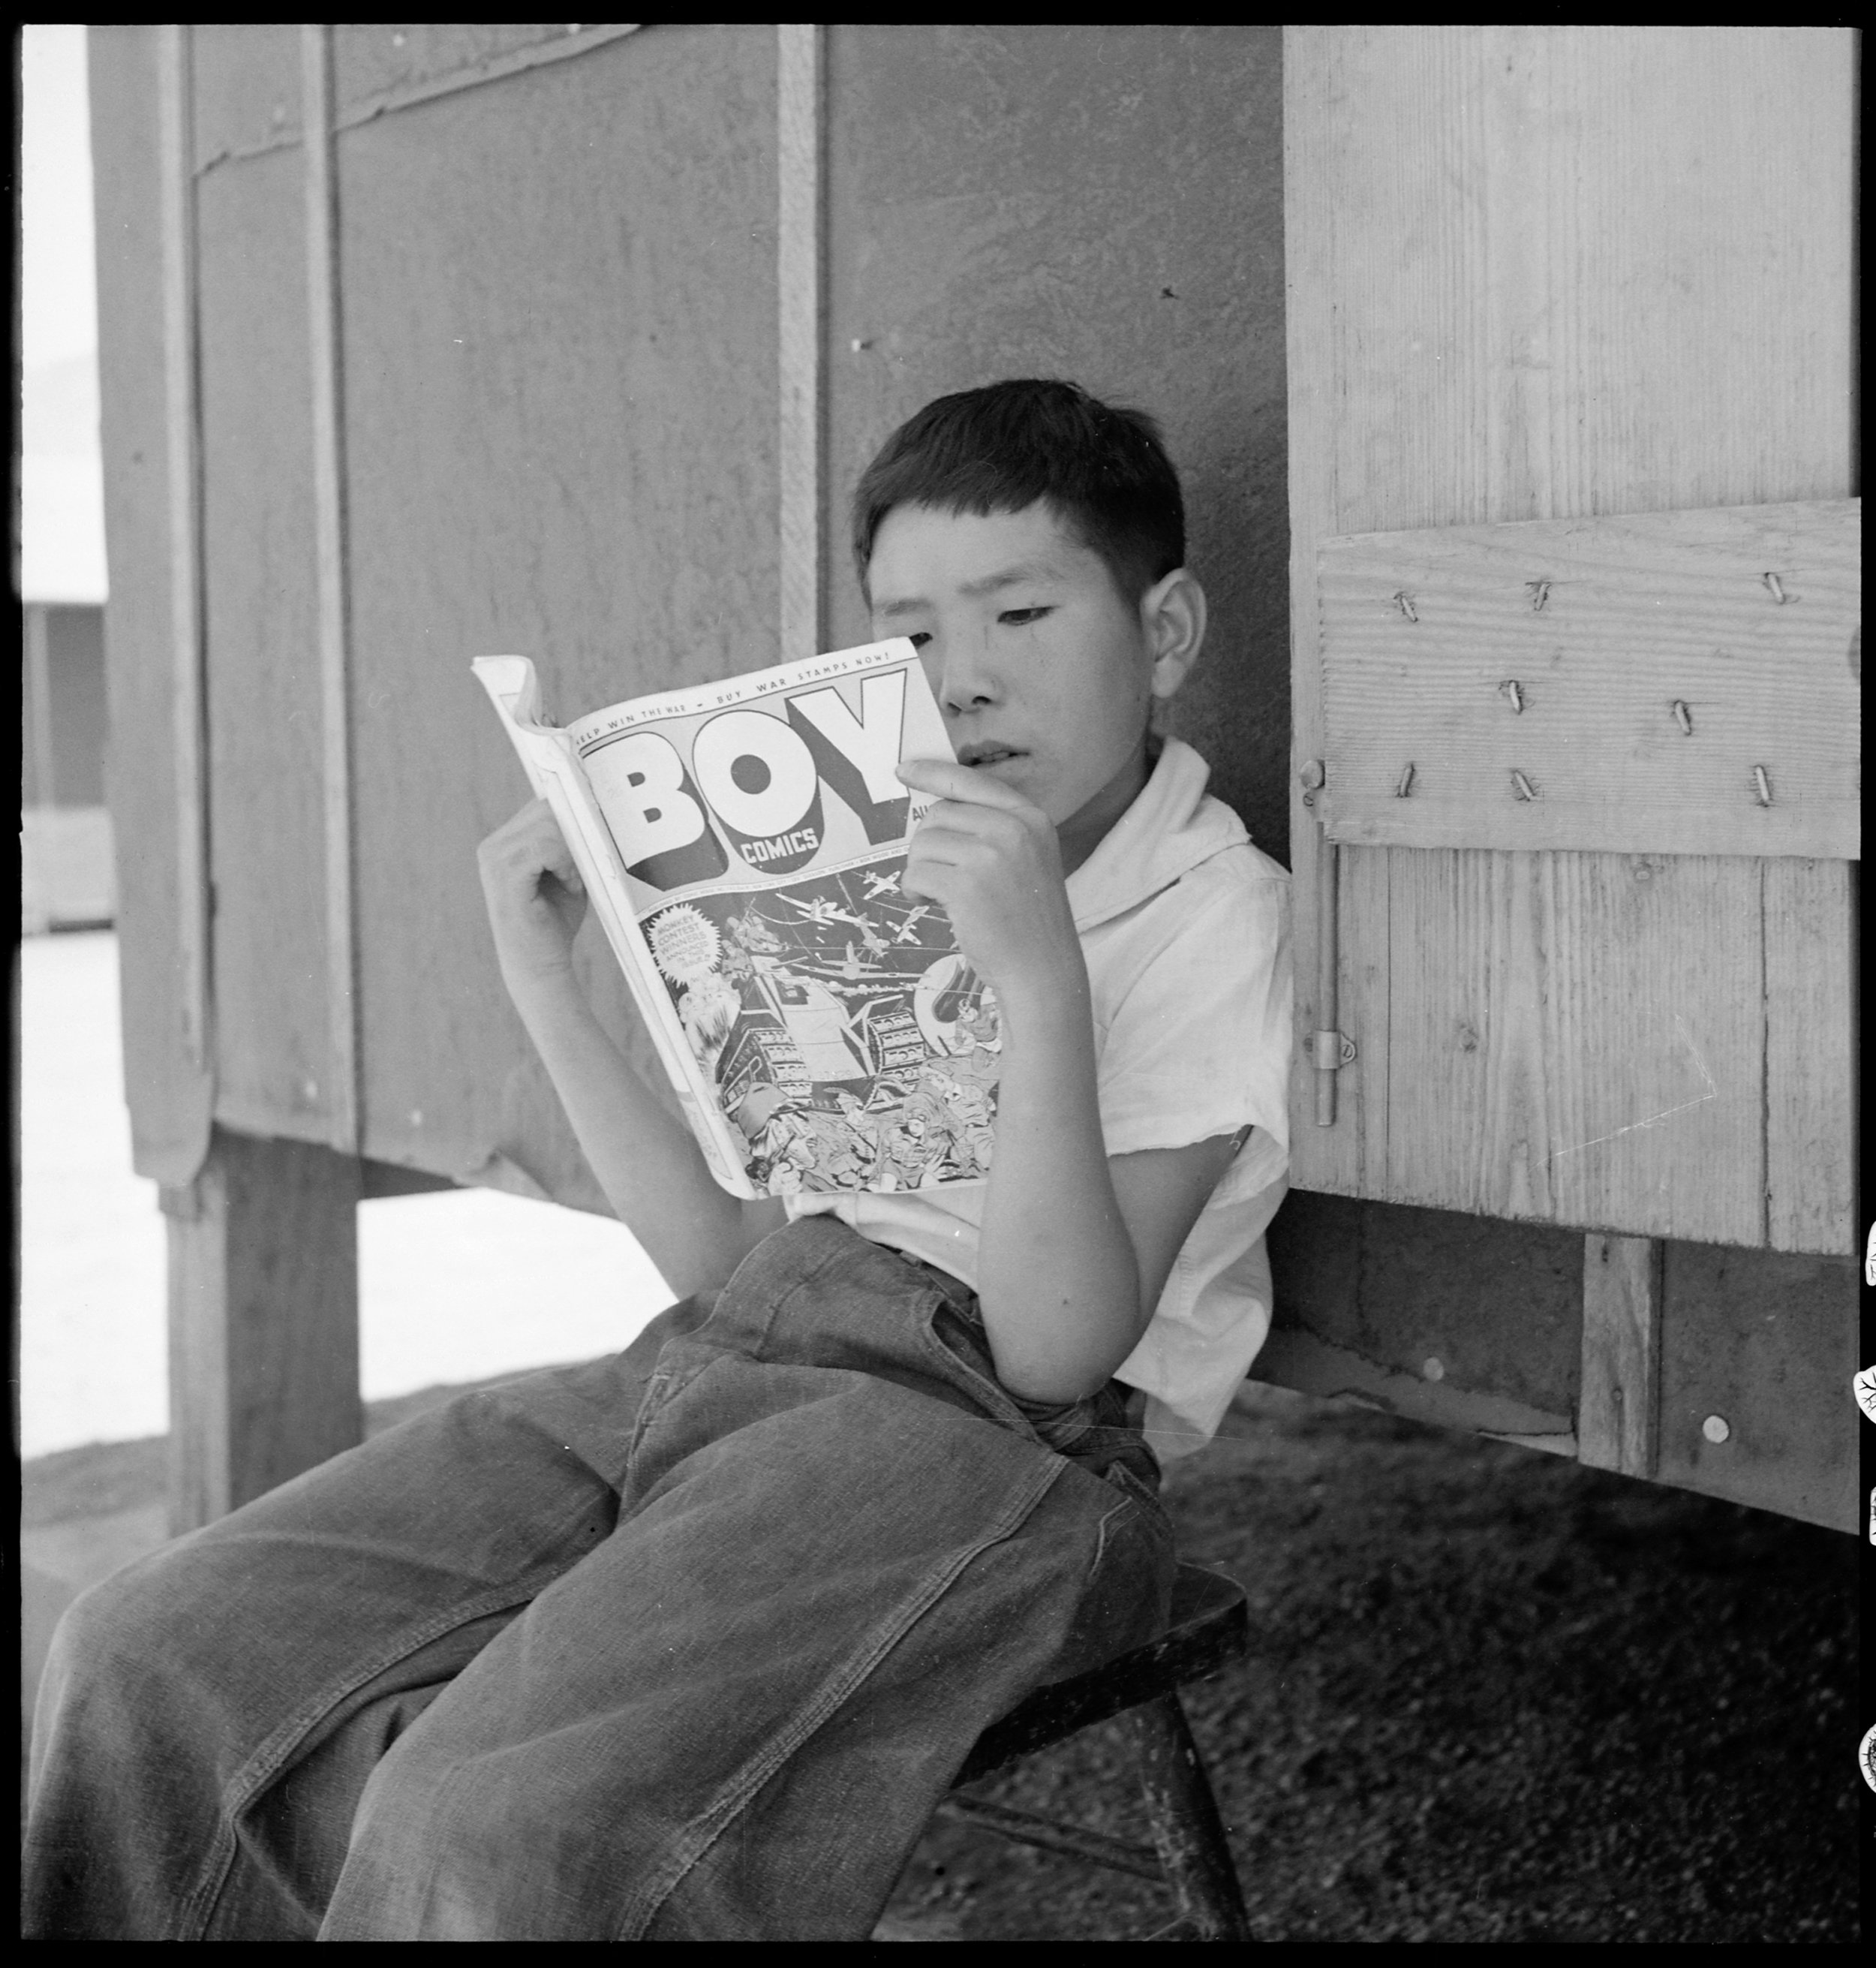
928, 638, 1001, 716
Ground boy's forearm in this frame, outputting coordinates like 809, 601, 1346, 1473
974, 980, 1144, 1404
504, 967, 767, 1296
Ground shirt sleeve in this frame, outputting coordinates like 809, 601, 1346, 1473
1093, 860, 1291, 1159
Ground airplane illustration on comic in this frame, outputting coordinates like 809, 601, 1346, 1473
640, 858, 1001, 1196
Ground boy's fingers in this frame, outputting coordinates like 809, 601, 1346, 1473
897, 757, 1037, 815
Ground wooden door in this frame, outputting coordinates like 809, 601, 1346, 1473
1285, 27, 1857, 1258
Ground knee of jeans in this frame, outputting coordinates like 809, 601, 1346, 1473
44, 1540, 230, 1710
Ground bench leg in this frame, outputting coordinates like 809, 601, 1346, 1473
1124, 1692, 1251, 1941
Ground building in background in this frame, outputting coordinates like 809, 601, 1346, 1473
21, 23, 113, 933
23, 354, 113, 931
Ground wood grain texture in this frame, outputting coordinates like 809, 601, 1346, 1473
1386, 850, 1766, 1244
163, 1130, 362, 1532
1330, 841, 1390, 1189
777, 23, 824, 663
1578, 1233, 1661, 1477
1762, 859, 1855, 1253
1317, 502, 1860, 860
1284, 26, 1855, 1248
90, 26, 215, 1185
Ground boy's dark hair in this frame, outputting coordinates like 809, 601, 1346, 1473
851, 379, 1185, 602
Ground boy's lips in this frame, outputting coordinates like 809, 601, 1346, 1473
957, 742, 1027, 767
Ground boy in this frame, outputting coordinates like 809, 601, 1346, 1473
24, 380, 1291, 1940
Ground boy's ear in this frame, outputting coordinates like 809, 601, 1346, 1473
1141, 567, 1207, 701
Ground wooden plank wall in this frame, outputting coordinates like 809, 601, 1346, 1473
98, 25, 1289, 1212
95, 26, 776, 1207
1285, 26, 1856, 1256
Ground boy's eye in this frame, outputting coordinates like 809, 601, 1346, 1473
906, 631, 933, 649
998, 607, 1051, 627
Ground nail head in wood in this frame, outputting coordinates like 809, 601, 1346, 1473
1396, 761, 1415, 797
1500, 679, 1524, 713
1672, 700, 1693, 735
1393, 591, 1418, 622
1511, 769, 1536, 801
1752, 764, 1773, 807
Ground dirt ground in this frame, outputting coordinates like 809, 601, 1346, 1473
876, 1388, 1860, 1944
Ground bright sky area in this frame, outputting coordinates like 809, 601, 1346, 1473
17, 27, 675, 1458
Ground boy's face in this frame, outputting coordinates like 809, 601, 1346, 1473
865, 501, 1191, 853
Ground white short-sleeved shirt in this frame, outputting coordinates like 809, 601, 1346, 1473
786, 736, 1292, 1461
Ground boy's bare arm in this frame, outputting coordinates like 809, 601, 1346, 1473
899, 761, 1234, 1404
478, 799, 784, 1298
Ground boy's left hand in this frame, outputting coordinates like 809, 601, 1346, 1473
896, 758, 1084, 1008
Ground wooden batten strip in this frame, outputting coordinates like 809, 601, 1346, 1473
1578, 1233, 1661, 1478
1315, 501, 1861, 862
158, 26, 212, 1080
302, 26, 360, 1156
777, 23, 825, 663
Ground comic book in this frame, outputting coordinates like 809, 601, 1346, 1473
473, 641, 999, 1200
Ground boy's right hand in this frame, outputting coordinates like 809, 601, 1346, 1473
477, 797, 588, 993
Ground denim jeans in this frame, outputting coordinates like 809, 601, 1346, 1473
24, 1216, 1174, 1940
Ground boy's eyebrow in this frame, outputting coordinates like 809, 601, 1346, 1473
873, 561, 1061, 618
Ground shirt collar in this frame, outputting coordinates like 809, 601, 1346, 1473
1065, 736, 1249, 932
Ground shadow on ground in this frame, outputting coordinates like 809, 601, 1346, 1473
877, 1390, 1858, 1943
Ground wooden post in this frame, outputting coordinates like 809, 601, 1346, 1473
1577, 1232, 1661, 1478
162, 1130, 363, 1533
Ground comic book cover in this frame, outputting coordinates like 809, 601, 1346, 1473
473, 639, 999, 1199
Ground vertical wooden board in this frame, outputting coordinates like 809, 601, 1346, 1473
1577, 1233, 1661, 1478
89, 25, 215, 1187
1291, 26, 1853, 535
335, 27, 778, 1190
1284, 26, 1854, 1230
822, 26, 1291, 858
195, 138, 334, 1144
1535, 854, 1765, 1246
1325, 843, 1389, 1191
1387, 850, 1765, 1243
1763, 859, 1855, 1254
1654, 1241, 1856, 1532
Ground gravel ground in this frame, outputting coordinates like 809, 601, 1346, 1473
876, 1389, 1859, 1943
